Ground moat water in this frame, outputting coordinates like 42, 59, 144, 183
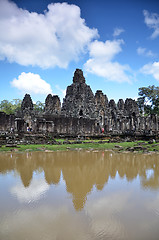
0, 150, 159, 240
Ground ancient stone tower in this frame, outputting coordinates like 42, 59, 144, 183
45, 94, 61, 114
61, 69, 96, 118
124, 98, 139, 116
94, 90, 109, 125
20, 93, 34, 130
21, 94, 33, 112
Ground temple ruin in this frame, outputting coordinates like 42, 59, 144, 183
0, 69, 159, 138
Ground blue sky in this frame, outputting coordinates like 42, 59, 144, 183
0, 0, 159, 104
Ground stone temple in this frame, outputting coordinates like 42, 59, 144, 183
0, 69, 159, 137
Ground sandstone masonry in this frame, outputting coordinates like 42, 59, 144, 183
0, 69, 159, 138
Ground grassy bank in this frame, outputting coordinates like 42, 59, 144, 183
0, 140, 159, 153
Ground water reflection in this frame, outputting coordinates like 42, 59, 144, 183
10, 178, 49, 203
0, 151, 159, 210
1, 151, 159, 240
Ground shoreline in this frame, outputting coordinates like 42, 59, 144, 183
0, 140, 159, 154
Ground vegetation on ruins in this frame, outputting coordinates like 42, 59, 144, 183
137, 85, 159, 116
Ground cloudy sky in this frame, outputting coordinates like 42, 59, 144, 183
0, 0, 159, 103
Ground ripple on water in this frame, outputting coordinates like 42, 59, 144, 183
91, 214, 127, 240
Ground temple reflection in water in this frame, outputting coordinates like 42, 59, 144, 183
0, 151, 159, 210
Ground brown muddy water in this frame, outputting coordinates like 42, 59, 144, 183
0, 150, 159, 240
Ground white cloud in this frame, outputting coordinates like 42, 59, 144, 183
137, 47, 155, 57
10, 178, 49, 203
84, 39, 131, 83
113, 27, 125, 37
85, 59, 131, 83
11, 72, 53, 95
143, 10, 159, 39
140, 61, 159, 81
88, 39, 123, 60
0, 0, 98, 68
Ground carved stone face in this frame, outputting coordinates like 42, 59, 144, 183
73, 69, 86, 84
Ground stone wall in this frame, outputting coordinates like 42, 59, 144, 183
15, 115, 97, 136
0, 112, 15, 132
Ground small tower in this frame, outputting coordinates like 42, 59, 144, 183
21, 94, 33, 112
44, 94, 61, 114
20, 94, 34, 131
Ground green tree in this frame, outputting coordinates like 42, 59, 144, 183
0, 99, 45, 114
137, 85, 159, 115
0, 100, 14, 114
11, 99, 22, 113
0, 99, 22, 114
34, 101, 45, 112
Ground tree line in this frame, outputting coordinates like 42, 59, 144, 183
0, 99, 44, 114
137, 85, 159, 116
0, 85, 159, 115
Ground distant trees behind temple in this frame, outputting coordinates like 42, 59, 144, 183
33, 101, 45, 112
137, 85, 159, 116
0, 99, 22, 114
0, 99, 44, 114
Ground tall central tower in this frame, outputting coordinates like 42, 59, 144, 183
61, 69, 96, 118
